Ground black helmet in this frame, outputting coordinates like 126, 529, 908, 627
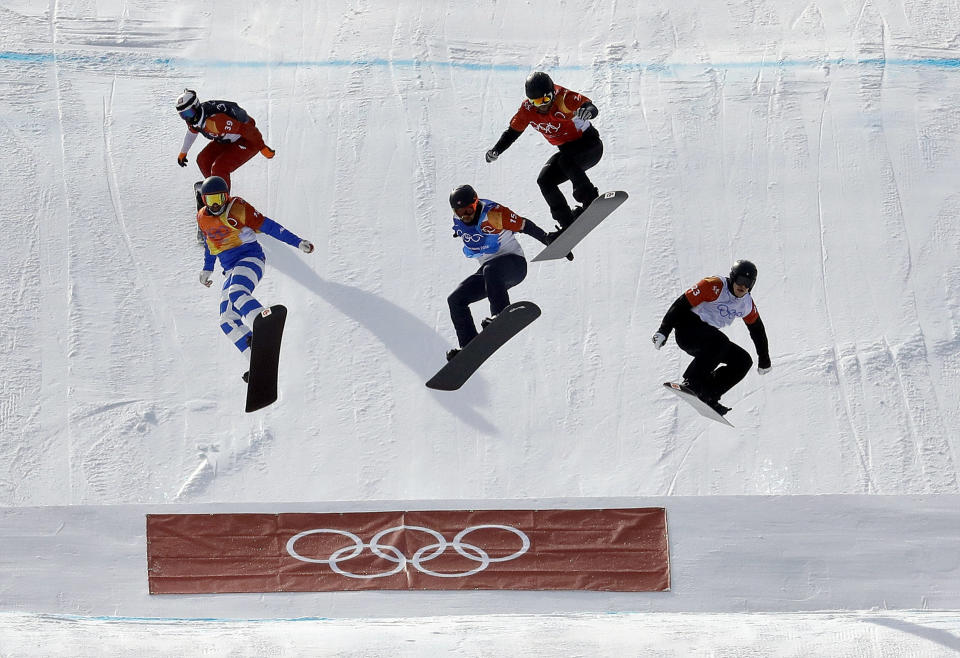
729, 259, 758, 291
524, 71, 555, 101
449, 184, 478, 210
199, 176, 230, 215
176, 88, 201, 124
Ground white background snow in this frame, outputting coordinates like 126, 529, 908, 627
2, 0, 960, 654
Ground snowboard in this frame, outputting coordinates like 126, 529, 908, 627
426, 301, 541, 391
194, 181, 205, 244
245, 305, 287, 413
532, 190, 629, 262
663, 381, 734, 427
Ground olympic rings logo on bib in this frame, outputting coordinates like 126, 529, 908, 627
285, 524, 530, 579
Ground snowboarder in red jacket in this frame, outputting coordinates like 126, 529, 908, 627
175, 89, 276, 190
485, 72, 603, 230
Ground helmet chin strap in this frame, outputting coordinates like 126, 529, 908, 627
188, 105, 204, 128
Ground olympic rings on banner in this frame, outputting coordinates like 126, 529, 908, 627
285, 524, 531, 579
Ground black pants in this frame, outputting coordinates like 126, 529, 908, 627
537, 127, 603, 227
447, 254, 527, 347
674, 317, 753, 400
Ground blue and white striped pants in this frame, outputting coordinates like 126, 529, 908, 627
219, 256, 265, 354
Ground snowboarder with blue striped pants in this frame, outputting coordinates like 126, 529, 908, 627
195, 176, 314, 369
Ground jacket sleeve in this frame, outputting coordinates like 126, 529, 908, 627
656, 293, 694, 338
202, 241, 215, 272
180, 129, 199, 155
747, 316, 771, 368
492, 126, 523, 154
520, 218, 549, 245
258, 216, 303, 248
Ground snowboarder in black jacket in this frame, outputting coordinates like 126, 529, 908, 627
652, 260, 772, 415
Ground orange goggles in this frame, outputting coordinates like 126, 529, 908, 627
529, 93, 554, 107
203, 192, 227, 208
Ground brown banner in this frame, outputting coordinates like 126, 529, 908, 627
147, 508, 669, 593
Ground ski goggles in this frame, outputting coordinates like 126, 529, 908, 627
731, 274, 755, 290
179, 106, 199, 121
203, 192, 228, 210
453, 199, 478, 217
528, 92, 554, 107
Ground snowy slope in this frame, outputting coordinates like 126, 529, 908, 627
2, 0, 959, 509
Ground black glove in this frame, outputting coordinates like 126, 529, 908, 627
177, 152, 188, 167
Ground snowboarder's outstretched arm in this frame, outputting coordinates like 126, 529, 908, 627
201, 240, 216, 273
486, 127, 523, 162
652, 294, 695, 349
198, 240, 216, 287
746, 316, 771, 372
519, 218, 550, 245
258, 217, 314, 253
521, 217, 574, 261
178, 130, 199, 166
654, 294, 694, 340
653, 277, 724, 348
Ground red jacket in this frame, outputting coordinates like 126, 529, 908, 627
508, 85, 594, 146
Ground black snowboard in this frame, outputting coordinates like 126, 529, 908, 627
532, 190, 629, 262
245, 305, 287, 413
663, 381, 734, 427
194, 181, 205, 244
426, 301, 541, 391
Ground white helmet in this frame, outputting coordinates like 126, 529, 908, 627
176, 89, 200, 123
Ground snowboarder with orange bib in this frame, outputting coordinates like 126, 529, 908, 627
652, 260, 772, 416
